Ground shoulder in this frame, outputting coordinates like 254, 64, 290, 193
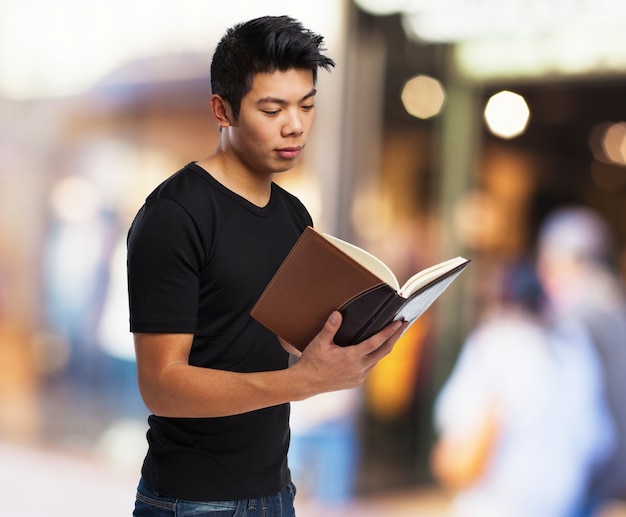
473, 312, 548, 351
128, 165, 209, 250
135, 163, 227, 229
146, 163, 210, 202
271, 181, 312, 224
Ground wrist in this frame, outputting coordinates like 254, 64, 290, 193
285, 359, 320, 401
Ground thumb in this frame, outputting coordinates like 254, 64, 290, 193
318, 311, 342, 342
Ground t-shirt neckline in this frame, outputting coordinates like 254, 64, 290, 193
186, 162, 277, 216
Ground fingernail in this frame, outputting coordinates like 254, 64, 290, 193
392, 321, 402, 330
329, 312, 339, 324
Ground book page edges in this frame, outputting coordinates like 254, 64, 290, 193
323, 233, 469, 299
395, 264, 469, 324
400, 256, 470, 297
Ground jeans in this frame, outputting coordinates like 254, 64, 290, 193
133, 477, 297, 517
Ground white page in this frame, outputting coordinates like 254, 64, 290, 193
323, 233, 399, 291
400, 256, 468, 297
395, 267, 465, 323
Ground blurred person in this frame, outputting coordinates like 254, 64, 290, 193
537, 206, 626, 515
127, 15, 408, 517
43, 201, 112, 379
431, 260, 615, 517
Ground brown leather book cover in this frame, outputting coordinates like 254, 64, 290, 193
251, 226, 470, 352
250, 226, 387, 351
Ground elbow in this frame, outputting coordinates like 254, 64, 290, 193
137, 374, 181, 418
137, 383, 167, 416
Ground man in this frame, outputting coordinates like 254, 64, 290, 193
127, 15, 407, 516
536, 206, 626, 516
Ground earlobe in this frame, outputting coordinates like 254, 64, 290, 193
210, 94, 232, 129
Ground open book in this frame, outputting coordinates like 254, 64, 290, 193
251, 226, 470, 352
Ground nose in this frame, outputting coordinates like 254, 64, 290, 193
282, 109, 304, 137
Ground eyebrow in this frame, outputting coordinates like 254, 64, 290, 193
256, 89, 317, 106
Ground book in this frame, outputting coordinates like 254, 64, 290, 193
251, 226, 470, 352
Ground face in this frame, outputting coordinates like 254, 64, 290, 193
224, 68, 317, 176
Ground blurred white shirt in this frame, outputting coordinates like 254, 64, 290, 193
434, 311, 615, 517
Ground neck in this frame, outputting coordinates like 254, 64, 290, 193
196, 152, 273, 207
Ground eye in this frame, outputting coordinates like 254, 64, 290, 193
261, 109, 280, 116
301, 104, 315, 111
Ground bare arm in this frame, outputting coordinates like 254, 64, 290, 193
430, 404, 500, 491
134, 311, 408, 418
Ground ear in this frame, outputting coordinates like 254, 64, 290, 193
210, 94, 232, 129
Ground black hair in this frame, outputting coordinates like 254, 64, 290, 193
210, 15, 335, 119
501, 259, 545, 314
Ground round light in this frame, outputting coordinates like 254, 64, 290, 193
401, 75, 446, 119
601, 122, 626, 166
484, 90, 530, 139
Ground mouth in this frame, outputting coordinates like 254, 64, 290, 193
276, 146, 303, 159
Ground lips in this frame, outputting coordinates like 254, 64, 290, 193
276, 146, 302, 159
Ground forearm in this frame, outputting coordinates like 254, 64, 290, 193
135, 314, 407, 419
139, 362, 315, 418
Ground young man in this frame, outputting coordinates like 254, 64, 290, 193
127, 15, 407, 516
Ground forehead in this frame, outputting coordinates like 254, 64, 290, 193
246, 69, 315, 102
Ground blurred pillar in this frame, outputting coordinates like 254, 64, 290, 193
312, 1, 385, 240
432, 59, 481, 389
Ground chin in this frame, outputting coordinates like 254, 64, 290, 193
272, 162, 300, 174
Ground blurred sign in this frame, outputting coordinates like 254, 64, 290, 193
454, 30, 626, 81
355, 0, 626, 79
400, 0, 626, 43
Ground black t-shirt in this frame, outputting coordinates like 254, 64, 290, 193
127, 162, 313, 501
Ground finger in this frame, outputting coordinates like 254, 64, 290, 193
356, 319, 405, 356
315, 311, 343, 344
365, 320, 409, 363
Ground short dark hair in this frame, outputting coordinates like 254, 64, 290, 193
210, 15, 335, 119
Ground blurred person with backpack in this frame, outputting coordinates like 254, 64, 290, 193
537, 206, 626, 515
431, 258, 615, 517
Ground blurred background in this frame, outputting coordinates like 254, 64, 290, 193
1, 0, 625, 515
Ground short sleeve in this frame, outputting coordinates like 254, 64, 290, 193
127, 198, 205, 333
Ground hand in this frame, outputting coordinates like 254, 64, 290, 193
291, 311, 409, 397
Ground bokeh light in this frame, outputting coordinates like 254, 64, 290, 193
484, 90, 530, 139
401, 75, 446, 119
589, 121, 626, 167
602, 122, 626, 166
